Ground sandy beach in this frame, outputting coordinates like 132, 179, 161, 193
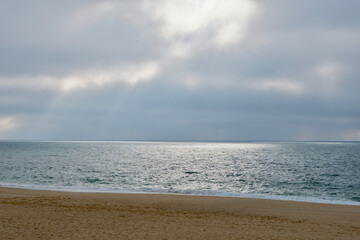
1, 187, 359, 239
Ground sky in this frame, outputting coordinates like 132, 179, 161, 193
0, 0, 359, 141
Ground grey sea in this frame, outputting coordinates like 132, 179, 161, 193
1, 141, 359, 205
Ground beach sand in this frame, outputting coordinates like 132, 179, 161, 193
1, 187, 359, 239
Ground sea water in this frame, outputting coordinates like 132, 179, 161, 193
0, 141, 359, 205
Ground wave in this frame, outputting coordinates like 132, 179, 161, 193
1, 182, 359, 206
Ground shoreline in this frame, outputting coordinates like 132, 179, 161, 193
1, 184, 359, 206
1, 187, 360, 239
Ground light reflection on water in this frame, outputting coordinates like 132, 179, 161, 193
0, 141, 359, 204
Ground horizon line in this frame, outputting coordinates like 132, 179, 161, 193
0, 139, 359, 143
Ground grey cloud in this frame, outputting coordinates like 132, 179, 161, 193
5, 81, 358, 140
255, 0, 360, 29
0, 1, 158, 76
0, 0, 359, 140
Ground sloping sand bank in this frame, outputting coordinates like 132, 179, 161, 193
1, 187, 359, 239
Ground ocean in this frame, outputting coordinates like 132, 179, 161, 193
1, 141, 359, 205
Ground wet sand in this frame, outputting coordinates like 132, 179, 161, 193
1, 187, 359, 239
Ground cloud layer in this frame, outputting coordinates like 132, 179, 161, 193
0, 0, 359, 140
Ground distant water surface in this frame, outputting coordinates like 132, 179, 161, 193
1, 141, 359, 205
